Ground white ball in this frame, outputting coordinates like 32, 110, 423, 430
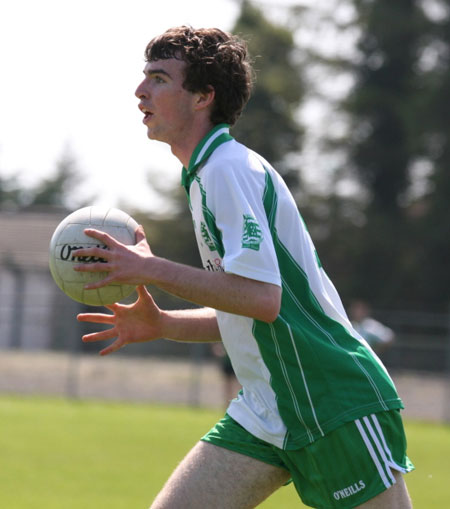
49, 206, 139, 306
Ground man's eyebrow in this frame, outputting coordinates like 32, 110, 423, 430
144, 68, 172, 79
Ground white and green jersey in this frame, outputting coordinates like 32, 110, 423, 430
182, 124, 403, 450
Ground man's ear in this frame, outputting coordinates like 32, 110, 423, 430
195, 86, 215, 111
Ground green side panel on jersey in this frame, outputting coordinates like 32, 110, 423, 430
254, 169, 403, 450
194, 175, 225, 258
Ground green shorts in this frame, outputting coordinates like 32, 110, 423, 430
202, 410, 414, 508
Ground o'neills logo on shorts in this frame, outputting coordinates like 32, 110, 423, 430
333, 480, 366, 500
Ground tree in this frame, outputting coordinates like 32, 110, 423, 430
347, 0, 426, 215
0, 148, 91, 211
317, 0, 450, 311
231, 0, 305, 191
28, 149, 90, 209
0, 173, 22, 209
411, 4, 450, 310
332, 0, 429, 308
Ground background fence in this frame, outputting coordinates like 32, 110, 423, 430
0, 260, 449, 422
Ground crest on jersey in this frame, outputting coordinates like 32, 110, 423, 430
200, 222, 217, 251
242, 214, 263, 251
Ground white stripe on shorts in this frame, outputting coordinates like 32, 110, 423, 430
355, 418, 392, 489
370, 414, 408, 473
363, 416, 396, 484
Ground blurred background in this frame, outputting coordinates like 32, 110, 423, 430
1, 0, 449, 428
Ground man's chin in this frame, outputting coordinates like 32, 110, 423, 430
146, 129, 167, 144
147, 127, 159, 141
146, 128, 157, 140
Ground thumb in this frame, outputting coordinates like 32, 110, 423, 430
137, 285, 154, 303
105, 302, 120, 312
135, 225, 147, 243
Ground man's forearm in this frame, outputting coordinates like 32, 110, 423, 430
146, 257, 281, 323
161, 306, 222, 343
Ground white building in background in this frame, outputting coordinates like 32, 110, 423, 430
0, 208, 196, 358
0, 208, 82, 350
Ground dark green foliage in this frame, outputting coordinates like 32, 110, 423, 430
0, 150, 90, 210
327, 0, 449, 310
0, 174, 22, 209
28, 152, 89, 208
299, 0, 450, 312
231, 0, 305, 190
348, 0, 426, 214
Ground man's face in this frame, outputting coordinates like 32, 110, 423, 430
135, 58, 198, 145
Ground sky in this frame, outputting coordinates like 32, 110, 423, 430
0, 0, 243, 211
0, 0, 344, 213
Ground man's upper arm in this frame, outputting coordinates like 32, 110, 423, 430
206, 162, 281, 288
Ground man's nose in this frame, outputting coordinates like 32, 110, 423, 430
135, 81, 147, 99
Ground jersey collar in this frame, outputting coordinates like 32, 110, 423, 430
181, 123, 233, 194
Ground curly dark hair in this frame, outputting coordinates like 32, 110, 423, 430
145, 26, 254, 126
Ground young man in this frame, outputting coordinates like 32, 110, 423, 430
75, 26, 414, 508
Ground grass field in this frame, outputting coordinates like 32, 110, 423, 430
0, 396, 448, 508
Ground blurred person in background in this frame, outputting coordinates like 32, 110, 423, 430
211, 342, 241, 408
349, 299, 395, 357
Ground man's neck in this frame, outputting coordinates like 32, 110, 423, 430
171, 120, 215, 168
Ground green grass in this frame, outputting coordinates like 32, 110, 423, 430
0, 396, 448, 508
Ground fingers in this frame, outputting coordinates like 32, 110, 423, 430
81, 329, 126, 356
78, 307, 125, 355
77, 312, 115, 324
72, 247, 112, 264
135, 225, 146, 243
71, 228, 120, 265
100, 339, 125, 356
105, 303, 120, 312
137, 284, 152, 300
83, 228, 120, 246
82, 276, 114, 290
82, 328, 118, 343
72, 263, 115, 288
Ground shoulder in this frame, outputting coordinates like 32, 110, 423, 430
202, 139, 268, 183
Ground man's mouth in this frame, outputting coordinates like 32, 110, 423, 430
139, 105, 153, 123
143, 110, 153, 123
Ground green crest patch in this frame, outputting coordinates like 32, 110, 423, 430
201, 222, 216, 251
242, 214, 263, 251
